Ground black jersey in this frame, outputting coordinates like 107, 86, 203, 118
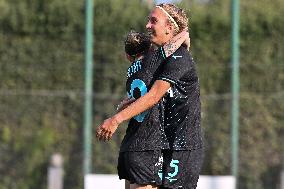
120, 47, 170, 152
158, 46, 203, 150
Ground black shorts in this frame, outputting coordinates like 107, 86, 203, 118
117, 148, 203, 189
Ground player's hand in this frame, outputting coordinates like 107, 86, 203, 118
116, 98, 135, 112
96, 117, 119, 141
184, 37, 190, 50
181, 29, 190, 50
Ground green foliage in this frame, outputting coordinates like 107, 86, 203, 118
0, 0, 283, 189
181, 1, 284, 189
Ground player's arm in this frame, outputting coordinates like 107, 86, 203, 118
116, 96, 135, 112
162, 30, 189, 57
114, 80, 170, 123
96, 80, 170, 141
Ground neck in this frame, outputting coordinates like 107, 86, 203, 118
157, 33, 174, 47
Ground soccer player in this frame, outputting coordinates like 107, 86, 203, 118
146, 4, 203, 188
118, 30, 189, 189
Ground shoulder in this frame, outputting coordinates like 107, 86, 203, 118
174, 46, 189, 55
170, 46, 191, 58
167, 46, 193, 64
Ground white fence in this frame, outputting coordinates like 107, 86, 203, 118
85, 174, 236, 189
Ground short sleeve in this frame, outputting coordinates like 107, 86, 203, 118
157, 47, 192, 84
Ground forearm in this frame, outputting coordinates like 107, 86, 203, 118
96, 81, 171, 141
163, 31, 188, 57
116, 96, 133, 112
114, 91, 158, 124
113, 80, 170, 124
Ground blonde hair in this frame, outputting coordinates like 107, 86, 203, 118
156, 3, 188, 34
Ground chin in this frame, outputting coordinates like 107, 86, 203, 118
150, 37, 157, 44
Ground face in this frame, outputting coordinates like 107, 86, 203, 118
146, 8, 173, 46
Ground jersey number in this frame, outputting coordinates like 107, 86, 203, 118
158, 159, 180, 183
128, 79, 148, 122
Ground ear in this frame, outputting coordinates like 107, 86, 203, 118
166, 22, 175, 35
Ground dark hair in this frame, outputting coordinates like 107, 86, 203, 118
124, 30, 151, 57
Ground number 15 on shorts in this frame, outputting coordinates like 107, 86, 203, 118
158, 159, 180, 182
